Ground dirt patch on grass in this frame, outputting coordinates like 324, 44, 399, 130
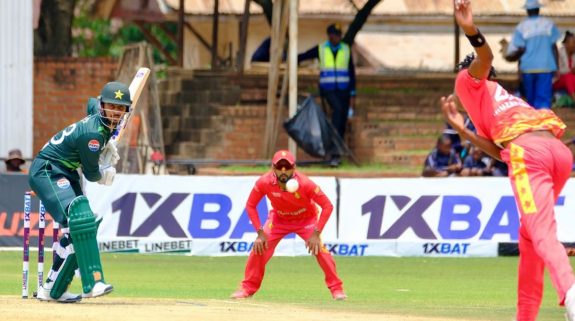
1, 295, 477, 321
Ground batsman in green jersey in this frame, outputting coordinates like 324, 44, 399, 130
28, 82, 131, 303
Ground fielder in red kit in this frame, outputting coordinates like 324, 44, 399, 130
230, 150, 346, 300
443, 2, 575, 320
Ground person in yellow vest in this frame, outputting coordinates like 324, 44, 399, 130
298, 23, 356, 167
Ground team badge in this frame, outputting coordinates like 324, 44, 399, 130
88, 139, 100, 152
56, 178, 70, 189
114, 90, 124, 99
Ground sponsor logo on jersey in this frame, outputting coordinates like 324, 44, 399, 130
88, 139, 100, 152
56, 178, 71, 189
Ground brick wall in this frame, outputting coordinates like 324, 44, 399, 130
33, 57, 118, 154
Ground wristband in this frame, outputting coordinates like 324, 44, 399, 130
465, 30, 486, 48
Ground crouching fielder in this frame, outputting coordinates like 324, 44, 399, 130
28, 82, 131, 303
231, 150, 346, 300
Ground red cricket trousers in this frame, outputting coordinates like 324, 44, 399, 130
501, 133, 575, 321
240, 213, 343, 295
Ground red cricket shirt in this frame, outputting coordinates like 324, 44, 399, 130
245, 171, 334, 232
455, 69, 565, 147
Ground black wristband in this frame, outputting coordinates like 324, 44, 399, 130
465, 30, 486, 47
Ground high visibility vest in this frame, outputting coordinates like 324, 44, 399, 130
318, 41, 350, 91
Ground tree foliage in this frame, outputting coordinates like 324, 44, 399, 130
34, 0, 75, 56
35, 0, 175, 64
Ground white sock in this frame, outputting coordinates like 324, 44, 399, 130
567, 284, 575, 306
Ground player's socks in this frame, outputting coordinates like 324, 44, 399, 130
566, 284, 575, 321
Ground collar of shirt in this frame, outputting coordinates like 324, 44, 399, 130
269, 170, 299, 186
329, 41, 341, 52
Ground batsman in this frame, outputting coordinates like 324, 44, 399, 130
28, 81, 131, 303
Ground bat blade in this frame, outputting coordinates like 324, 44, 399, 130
112, 67, 151, 143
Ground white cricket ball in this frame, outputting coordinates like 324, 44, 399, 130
286, 179, 299, 193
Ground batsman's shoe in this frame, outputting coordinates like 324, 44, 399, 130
331, 290, 347, 301
565, 284, 575, 321
37, 285, 81, 303
230, 288, 252, 299
82, 282, 114, 298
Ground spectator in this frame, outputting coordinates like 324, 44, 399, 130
443, 115, 475, 159
489, 160, 509, 177
422, 136, 462, 177
500, 38, 525, 98
509, 0, 561, 109
298, 23, 356, 167
460, 147, 489, 176
553, 31, 575, 107
4, 148, 26, 173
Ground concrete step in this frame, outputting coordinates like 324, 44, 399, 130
371, 151, 428, 166
180, 89, 241, 105
162, 103, 219, 118
363, 110, 443, 121
351, 121, 444, 137
181, 78, 239, 91
359, 136, 437, 151
165, 141, 205, 157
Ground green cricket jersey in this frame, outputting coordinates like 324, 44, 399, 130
37, 98, 112, 182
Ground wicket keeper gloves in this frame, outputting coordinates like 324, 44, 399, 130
98, 165, 116, 186
99, 141, 120, 167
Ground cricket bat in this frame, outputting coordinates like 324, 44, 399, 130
101, 67, 151, 166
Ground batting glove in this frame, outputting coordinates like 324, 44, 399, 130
98, 165, 116, 186
99, 141, 120, 167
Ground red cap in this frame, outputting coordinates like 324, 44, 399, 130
272, 150, 296, 166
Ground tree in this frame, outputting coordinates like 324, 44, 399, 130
343, 0, 381, 46
253, 0, 273, 26
34, 0, 76, 57
253, 0, 381, 45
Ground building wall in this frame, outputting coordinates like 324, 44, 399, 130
0, 0, 33, 159
33, 57, 118, 154
183, 17, 341, 70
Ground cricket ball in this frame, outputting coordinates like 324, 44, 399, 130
286, 179, 299, 193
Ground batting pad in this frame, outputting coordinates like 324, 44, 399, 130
50, 252, 78, 299
68, 196, 105, 294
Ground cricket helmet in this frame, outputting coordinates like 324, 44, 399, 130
100, 82, 132, 109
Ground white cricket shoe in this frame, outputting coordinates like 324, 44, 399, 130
36, 284, 81, 303
566, 284, 575, 321
82, 282, 113, 298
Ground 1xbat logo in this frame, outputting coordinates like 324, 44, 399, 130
111, 193, 296, 239
361, 195, 565, 241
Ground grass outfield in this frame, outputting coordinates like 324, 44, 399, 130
0, 251, 572, 320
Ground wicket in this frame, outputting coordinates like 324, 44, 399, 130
22, 191, 59, 299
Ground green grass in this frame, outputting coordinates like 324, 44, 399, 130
210, 162, 422, 175
1, 252, 572, 320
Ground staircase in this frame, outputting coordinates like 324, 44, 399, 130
158, 70, 574, 175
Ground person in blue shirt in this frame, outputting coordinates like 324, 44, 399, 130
460, 147, 489, 176
443, 114, 476, 159
422, 135, 462, 177
298, 23, 356, 167
508, 0, 561, 109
